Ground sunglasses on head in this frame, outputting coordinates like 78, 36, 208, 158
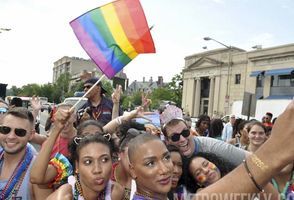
170, 129, 190, 142
0, 125, 27, 137
0, 107, 8, 114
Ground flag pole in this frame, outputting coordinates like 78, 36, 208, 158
69, 74, 106, 113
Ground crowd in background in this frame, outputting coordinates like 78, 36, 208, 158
0, 77, 293, 200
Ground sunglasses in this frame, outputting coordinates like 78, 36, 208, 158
170, 129, 190, 142
0, 107, 8, 114
83, 85, 93, 89
0, 125, 27, 137
84, 85, 93, 89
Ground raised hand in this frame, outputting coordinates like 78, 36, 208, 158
112, 84, 122, 104
141, 92, 152, 111
53, 107, 74, 130
30, 95, 42, 111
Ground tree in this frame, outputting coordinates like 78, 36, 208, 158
121, 91, 141, 110
150, 87, 173, 109
166, 72, 183, 107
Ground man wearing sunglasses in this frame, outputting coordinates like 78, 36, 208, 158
162, 118, 248, 167
0, 107, 51, 199
77, 77, 123, 126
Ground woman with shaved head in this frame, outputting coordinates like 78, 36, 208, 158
128, 133, 174, 200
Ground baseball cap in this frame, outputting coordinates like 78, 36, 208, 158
84, 77, 107, 93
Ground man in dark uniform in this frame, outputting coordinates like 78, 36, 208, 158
77, 77, 122, 125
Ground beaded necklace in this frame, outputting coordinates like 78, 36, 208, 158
134, 191, 157, 200
272, 170, 294, 200
73, 174, 106, 200
0, 146, 33, 199
92, 106, 102, 121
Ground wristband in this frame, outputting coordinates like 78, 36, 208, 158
243, 159, 264, 193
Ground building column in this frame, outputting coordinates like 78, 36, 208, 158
213, 75, 221, 117
208, 76, 215, 117
181, 78, 188, 113
182, 78, 195, 116
193, 78, 201, 117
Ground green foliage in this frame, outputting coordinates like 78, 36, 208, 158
6, 72, 183, 109
102, 81, 114, 98
120, 73, 183, 111
166, 72, 183, 107
150, 87, 173, 109
121, 91, 141, 110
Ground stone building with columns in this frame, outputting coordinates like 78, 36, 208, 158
182, 43, 294, 118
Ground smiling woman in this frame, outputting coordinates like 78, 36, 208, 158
128, 133, 174, 200
184, 152, 235, 193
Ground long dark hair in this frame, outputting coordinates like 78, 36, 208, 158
166, 145, 184, 200
184, 152, 235, 193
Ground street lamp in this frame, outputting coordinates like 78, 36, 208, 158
203, 37, 230, 49
0, 28, 11, 33
204, 36, 232, 114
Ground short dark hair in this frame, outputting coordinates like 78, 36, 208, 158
161, 118, 187, 137
128, 133, 161, 164
10, 97, 23, 107
265, 112, 273, 119
76, 119, 104, 136
6, 107, 34, 126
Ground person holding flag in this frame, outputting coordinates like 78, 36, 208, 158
77, 77, 123, 126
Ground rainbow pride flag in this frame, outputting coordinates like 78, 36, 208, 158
70, 0, 155, 78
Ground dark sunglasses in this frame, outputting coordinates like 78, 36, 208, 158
83, 85, 93, 89
0, 125, 27, 137
170, 129, 190, 142
0, 107, 8, 114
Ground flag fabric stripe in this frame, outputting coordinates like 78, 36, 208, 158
89, 10, 132, 66
100, 4, 138, 59
78, 14, 127, 73
124, 0, 155, 53
70, 0, 155, 78
71, 19, 119, 77
113, 0, 145, 53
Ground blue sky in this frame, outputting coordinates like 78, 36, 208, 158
1, 0, 294, 87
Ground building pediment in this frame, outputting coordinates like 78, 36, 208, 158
183, 57, 223, 71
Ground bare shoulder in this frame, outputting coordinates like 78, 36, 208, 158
111, 181, 125, 200
228, 138, 236, 144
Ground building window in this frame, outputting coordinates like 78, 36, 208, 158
235, 74, 241, 84
271, 74, 294, 87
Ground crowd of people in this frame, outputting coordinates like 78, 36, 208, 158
0, 76, 293, 200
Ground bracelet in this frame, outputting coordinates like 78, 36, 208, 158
243, 159, 264, 193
